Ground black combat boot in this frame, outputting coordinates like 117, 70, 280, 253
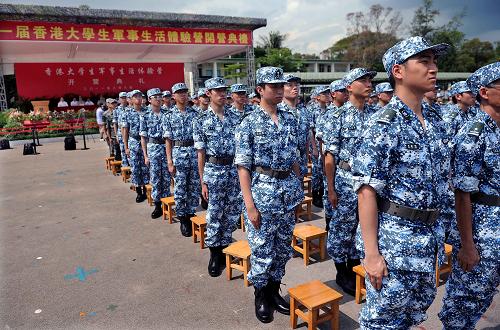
208, 247, 223, 277
135, 186, 145, 203
335, 262, 355, 296
267, 281, 290, 315
254, 286, 273, 323
179, 216, 192, 237
312, 190, 323, 208
151, 201, 162, 219
325, 216, 331, 231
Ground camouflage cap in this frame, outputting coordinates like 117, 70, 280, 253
130, 89, 143, 97
448, 81, 471, 97
314, 85, 331, 95
283, 74, 301, 83
106, 98, 117, 104
204, 77, 228, 90
197, 88, 208, 98
375, 82, 394, 94
248, 92, 256, 98
162, 90, 172, 97
256, 66, 287, 84
466, 62, 500, 96
344, 68, 377, 85
171, 83, 188, 93
230, 83, 248, 93
147, 88, 162, 98
118, 91, 127, 98
383, 36, 450, 78
329, 79, 347, 92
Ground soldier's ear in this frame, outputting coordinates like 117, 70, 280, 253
392, 64, 404, 81
256, 86, 264, 97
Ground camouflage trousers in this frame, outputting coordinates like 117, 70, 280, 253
322, 173, 334, 219
117, 134, 129, 167
147, 143, 170, 202
204, 164, 242, 247
360, 269, 436, 329
173, 156, 200, 218
129, 137, 149, 186
311, 153, 323, 191
327, 169, 360, 262
246, 209, 295, 289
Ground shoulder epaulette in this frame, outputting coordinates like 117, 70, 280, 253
467, 122, 484, 137
377, 108, 397, 124
332, 107, 346, 118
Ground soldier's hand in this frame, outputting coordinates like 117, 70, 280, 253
457, 244, 480, 272
125, 148, 130, 156
201, 183, 209, 201
247, 207, 261, 230
144, 156, 150, 167
363, 254, 388, 291
168, 163, 176, 177
328, 189, 338, 208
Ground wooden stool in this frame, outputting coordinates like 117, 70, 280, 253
353, 265, 366, 304
160, 196, 176, 224
121, 166, 131, 182
145, 184, 153, 206
306, 162, 312, 177
223, 240, 251, 287
110, 160, 122, 175
288, 280, 343, 330
292, 225, 326, 266
296, 196, 313, 221
302, 177, 312, 197
436, 243, 453, 287
105, 156, 115, 170
191, 214, 207, 249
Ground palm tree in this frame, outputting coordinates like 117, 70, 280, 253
258, 31, 287, 49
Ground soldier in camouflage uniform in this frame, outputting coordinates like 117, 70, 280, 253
322, 68, 377, 296
193, 77, 242, 277
113, 91, 130, 166
352, 36, 450, 329
161, 90, 172, 110
163, 83, 200, 237
197, 88, 209, 112
122, 90, 150, 203
374, 82, 394, 110
140, 88, 171, 219
235, 67, 303, 324
229, 83, 254, 119
447, 81, 478, 135
439, 62, 500, 330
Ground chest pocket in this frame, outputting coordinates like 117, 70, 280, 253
398, 138, 426, 176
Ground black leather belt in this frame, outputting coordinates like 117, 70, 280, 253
207, 156, 234, 165
255, 166, 291, 180
130, 134, 140, 140
173, 140, 194, 147
338, 160, 351, 171
377, 197, 440, 225
471, 192, 500, 207
148, 137, 165, 144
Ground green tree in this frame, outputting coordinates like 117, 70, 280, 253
409, 0, 439, 38
257, 48, 303, 72
258, 31, 287, 49
223, 63, 247, 80
456, 38, 496, 72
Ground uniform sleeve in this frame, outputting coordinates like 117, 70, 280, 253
451, 126, 484, 192
112, 109, 118, 124
193, 116, 205, 150
121, 111, 129, 128
323, 114, 341, 157
139, 113, 148, 137
351, 120, 397, 194
234, 117, 253, 170
162, 113, 173, 139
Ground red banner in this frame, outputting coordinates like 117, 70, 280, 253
0, 20, 252, 45
15, 63, 185, 99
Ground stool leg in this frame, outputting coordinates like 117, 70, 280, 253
162, 202, 166, 221
226, 254, 232, 281
309, 308, 318, 330
243, 257, 249, 287
304, 239, 310, 266
290, 297, 297, 329
330, 302, 339, 330
319, 234, 326, 261
435, 262, 440, 287
200, 225, 205, 249
355, 274, 362, 304
192, 223, 197, 243
168, 206, 173, 224
307, 201, 312, 221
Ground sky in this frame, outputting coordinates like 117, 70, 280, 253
5, 0, 500, 54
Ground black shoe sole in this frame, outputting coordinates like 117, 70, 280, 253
151, 212, 162, 219
256, 315, 273, 324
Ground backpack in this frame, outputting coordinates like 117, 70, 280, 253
23, 143, 35, 155
0, 139, 10, 150
64, 134, 76, 150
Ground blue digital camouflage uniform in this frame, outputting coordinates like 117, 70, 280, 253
323, 100, 377, 263
439, 62, 500, 330
113, 103, 130, 166
235, 104, 304, 289
140, 107, 171, 202
280, 101, 313, 177
193, 106, 242, 247
352, 96, 449, 329
122, 106, 149, 186
308, 92, 329, 193
163, 105, 200, 218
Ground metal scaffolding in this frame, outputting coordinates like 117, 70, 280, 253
246, 43, 256, 91
0, 64, 7, 110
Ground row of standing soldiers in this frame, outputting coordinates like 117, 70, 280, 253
102, 36, 499, 329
